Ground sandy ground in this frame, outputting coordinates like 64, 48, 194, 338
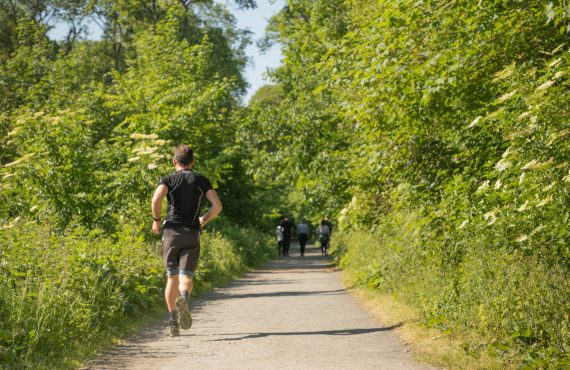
86, 245, 437, 369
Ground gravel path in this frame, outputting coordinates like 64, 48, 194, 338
87, 245, 436, 369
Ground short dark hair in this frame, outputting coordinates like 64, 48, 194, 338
174, 145, 194, 165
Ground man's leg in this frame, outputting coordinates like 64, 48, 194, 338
165, 275, 180, 312
165, 274, 180, 336
162, 227, 182, 336
176, 272, 194, 330
179, 274, 193, 297
176, 235, 200, 331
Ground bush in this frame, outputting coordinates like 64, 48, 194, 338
0, 221, 163, 367
333, 219, 570, 367
0, 220, 273, 368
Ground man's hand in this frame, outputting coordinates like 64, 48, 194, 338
152, 220, 161, 235
199, 216, 206, 228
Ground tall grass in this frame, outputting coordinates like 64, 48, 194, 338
0, 220, 273, 368
332, 210, 570, 368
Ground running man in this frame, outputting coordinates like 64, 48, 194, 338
151, 145, 222, 336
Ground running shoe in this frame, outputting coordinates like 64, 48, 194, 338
168, 320, 180, 337
175, 296, 192, 330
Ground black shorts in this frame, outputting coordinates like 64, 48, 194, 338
162, 224, 200, 276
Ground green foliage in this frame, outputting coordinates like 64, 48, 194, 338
0, 221, 164, 367
0, 220, 272, 368
0, 0, 277, 368
248, 84, 285, 110
254, 0, 570, 365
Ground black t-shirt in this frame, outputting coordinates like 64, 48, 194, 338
280, 219, 294, 239
158, 170, 213, 229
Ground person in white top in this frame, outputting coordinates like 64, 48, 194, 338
276, 225, 284, 257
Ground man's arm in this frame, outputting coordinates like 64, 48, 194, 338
151, 184, 168, 234
199, 189, 222, 228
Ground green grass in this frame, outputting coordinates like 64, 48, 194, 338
331, 223, 570, 368
0, 220, 273, 369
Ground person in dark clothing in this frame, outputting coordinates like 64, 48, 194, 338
317, 220, 331, 256
296, 219, 310, 257
279, 216, 294, 257
151, 145, 222, 337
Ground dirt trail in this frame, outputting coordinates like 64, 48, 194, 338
87, 245, 436, 369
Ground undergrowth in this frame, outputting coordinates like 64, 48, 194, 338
0, 220, 273, 368
332, 225, 570, 369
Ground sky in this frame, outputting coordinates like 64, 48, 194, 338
224, 0, 285, 101
47, 0, 285, 103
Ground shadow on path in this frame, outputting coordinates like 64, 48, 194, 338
206, 288, 347, 300
211, 324, 404, 342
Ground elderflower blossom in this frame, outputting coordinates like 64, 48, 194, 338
497, 90, 517, 103
127, 156, 140, 162
495, 159, 511, 172
531, 225, 546, 235
522, 158, 554, 170
521, 160, 538, 170
483, 211, 497, 225
134, 147, 157, 155
543, 182, 557, 192
502, 146, 515, 159
130, 133, 159, 140
516, 235, 528, 243
536, 80, 555, 92
494, 179, 502, 190
147, 163, 158, 170
519, 172, 526, 184
547, 129, 570, 146
492, 63, 514, 82
549, 58, 562, 68
8, 127, 21, 136
458, 220, 469, 229
477, 180, 490, 192
554, 71, 565, 79
517, 111, 531, 121
517, 201, 529, 212
4, 153, 36, 168
537, 195, 553, 207
467, 116, 482, 128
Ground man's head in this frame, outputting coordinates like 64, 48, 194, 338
173, 145, 194, 168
